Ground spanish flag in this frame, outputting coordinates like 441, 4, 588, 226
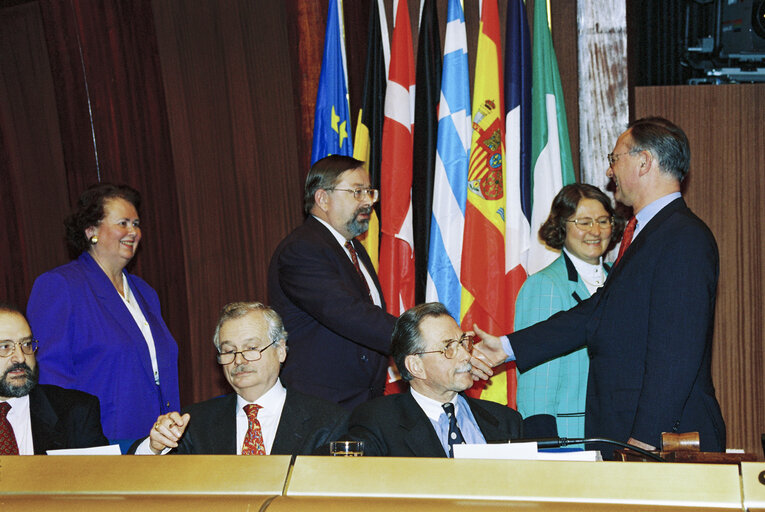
460, 0, 515, 406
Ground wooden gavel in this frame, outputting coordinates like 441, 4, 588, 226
661, 432, 701, 452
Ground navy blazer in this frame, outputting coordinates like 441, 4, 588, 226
128, 388, 348, 455
511, 198, 726, 456
268, 216, 396, 409
346, 391, 523, 457
27, 252, 180, 440
30, 384, 109, 454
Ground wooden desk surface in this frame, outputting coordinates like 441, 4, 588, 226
0, 455, 291, 495
742, 462, 765, 512
287, 456, 742, 509
0, 455, 750, 511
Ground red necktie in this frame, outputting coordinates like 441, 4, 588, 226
614, 216, 637, 266
345, 241, 373, 301
0, 402, 19, 455
241, 404, 266, 455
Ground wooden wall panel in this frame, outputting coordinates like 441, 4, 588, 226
0, 1, 70, 304
151, 0, 304, 401
635, 84, 765, 457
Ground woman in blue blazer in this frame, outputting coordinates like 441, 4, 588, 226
27, 184, 180, 442
514, 184, 623, 440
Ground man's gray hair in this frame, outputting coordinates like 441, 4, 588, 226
212, 301, 288, 350
627, 116, 690, 182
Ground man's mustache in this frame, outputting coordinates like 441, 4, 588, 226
3, 363, 33, 380
355, 205, 373, 216
3, 362, 32, 377
230, 364, 252, 376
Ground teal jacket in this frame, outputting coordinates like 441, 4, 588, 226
514, 252, 608, 440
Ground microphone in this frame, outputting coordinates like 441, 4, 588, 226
506, 437, 666, 462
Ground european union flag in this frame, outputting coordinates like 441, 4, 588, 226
311, 0, 353, 165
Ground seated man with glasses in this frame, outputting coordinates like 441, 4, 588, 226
131, 302, 347, 455
344, 302, 522, 457
0, 303, 108, 455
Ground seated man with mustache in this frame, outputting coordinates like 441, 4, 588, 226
344, 302, 522, 457
131, 302, 347, 455
0, 303, 108, 455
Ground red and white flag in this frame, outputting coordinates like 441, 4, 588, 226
379, 0, 415, 316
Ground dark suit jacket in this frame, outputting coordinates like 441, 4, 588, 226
129, 388, 348, 455
268, 216, 397, 409
346, 391, 523, 457
29, 384, 109, 454
27, 252, 180, 440
511, 198, 726, 456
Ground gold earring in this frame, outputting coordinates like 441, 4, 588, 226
90, 235, 98, 244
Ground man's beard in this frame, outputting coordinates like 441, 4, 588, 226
345, 205, 372, 238
0, 362, 38, 398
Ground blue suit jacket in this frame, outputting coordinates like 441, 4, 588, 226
27, 252, 180, 440
514, 252, 607, 439
511, 198, 725, 456
267, 216, 396, 409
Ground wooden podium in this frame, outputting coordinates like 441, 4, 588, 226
1, 455, 756, 511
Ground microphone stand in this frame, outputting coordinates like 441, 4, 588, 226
506, 437, 666, 462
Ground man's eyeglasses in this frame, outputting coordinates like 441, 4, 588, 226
566, 217, 614, 231
0, 339, 38, 358
415, 334, 475, 359
327, 187, 379, 202
607, 147, 641, 168
216, 340, 277, 365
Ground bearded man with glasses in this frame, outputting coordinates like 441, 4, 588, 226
268, 155, 397, 411
0, 303, 107, 455
343, 302, 522, 457
131, 302, 347, 455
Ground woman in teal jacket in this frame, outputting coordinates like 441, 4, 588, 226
515, 184, 624, 440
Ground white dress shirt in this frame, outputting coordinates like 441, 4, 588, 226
119, 274, 161, 385
235, 379, 287, 454
313, 215, 383, 307
3, 395, 34, 455
135, 379, 288, 455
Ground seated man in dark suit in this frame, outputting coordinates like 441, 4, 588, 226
346, 302, 522, 457
132, 302, 347, 455
0, 303, 108, 455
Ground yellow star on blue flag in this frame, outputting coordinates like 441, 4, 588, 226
311, 0, 353, 164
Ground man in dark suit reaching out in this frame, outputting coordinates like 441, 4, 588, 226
346, 302, 522, 457
0, 304, 107, 455
132, 302, 346, 455
472, 118, 726, 457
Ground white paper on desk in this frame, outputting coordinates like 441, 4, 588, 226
537, 450, 602, 461
47, 444, 122, 455
453, 442, 539, 460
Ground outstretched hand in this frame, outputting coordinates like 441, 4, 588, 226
470, 324, 510, 375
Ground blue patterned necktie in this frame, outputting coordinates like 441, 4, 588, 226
442, 402, 466, 458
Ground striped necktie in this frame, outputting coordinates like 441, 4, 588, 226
345, 241, 372, 301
